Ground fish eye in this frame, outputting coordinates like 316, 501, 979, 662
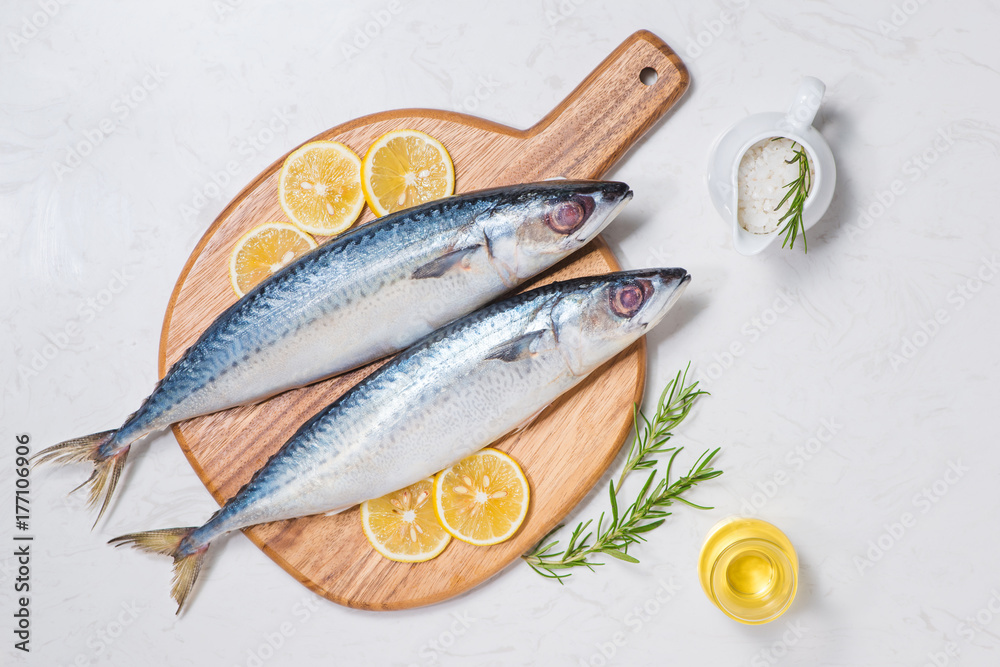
610, 282, 647, 317
544, 196, 593, 234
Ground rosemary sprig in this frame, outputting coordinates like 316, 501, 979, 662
522, 365, 722, 580
614, 365, 708, 494
772, 139, 812, 252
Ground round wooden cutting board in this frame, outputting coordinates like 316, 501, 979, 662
159, 30, 689, 610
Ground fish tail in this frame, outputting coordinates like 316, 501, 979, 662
33, 431, 130, 526
75, 447, 131, 527
32, 429, 117, 467
109, 527, 208, 615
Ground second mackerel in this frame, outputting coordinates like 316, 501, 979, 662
110, 268, 691, 613
36, 180, 632, 520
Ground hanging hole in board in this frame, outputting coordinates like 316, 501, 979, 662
639, 67, 658, 86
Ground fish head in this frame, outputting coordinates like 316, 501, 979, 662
550, 268, 690, 376
481, 180, 632, 285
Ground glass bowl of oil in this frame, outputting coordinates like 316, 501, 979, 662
698, 517, 798, 624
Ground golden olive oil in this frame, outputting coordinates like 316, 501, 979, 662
698, 517, 798, 624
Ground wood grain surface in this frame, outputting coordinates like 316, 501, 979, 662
159, 30, 689, 610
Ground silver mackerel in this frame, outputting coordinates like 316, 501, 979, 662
111, 268, 691, 613
36, 180, 632, 520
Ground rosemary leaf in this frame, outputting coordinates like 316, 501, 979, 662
522, 364, 722, 580
772, 139, 812, 252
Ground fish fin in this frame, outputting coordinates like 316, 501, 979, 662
32, 429, 116, 467
485, 330, 547, 363
482, 232, 518, 288
33, 431, 129, 526
110, 527, 207, 615
77, 448, 130, 528
411, 245, 480, 279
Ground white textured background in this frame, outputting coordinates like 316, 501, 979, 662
2, 1, 999, 665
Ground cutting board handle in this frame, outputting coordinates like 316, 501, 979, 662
515, 30, 689, 180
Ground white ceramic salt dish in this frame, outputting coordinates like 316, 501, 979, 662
707, 77, 836, 255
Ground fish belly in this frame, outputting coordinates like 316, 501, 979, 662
139, 241, 504, 433
209, 338, 576, 534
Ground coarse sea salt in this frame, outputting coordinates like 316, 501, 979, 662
737, 137, 814, 235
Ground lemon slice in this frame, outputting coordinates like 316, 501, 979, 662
279, 141, 365, 236
361, 129, 455, 216
229, 222, 318, 297
433, 448, 530, 546
361, 478, 451, 563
